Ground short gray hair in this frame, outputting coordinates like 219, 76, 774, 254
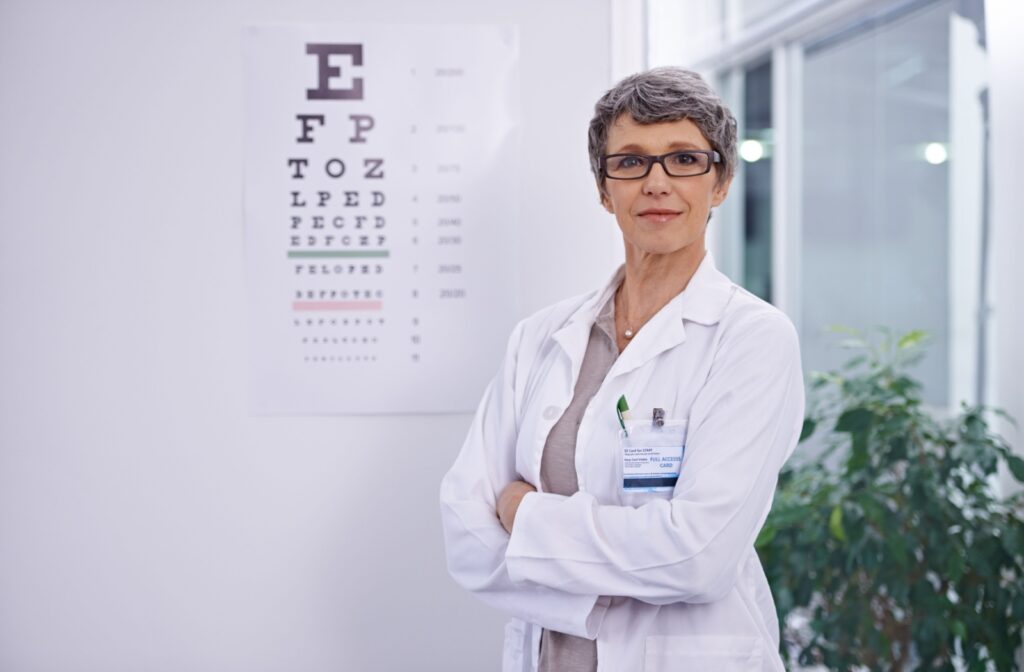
588, 67, 738, 190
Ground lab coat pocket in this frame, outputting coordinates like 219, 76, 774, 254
643, 635, 764, 671
619, 419, 687, 507
502, 618, 528, 672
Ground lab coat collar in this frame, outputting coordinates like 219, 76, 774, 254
669, 251, 736, 326
552, 253, 736, 380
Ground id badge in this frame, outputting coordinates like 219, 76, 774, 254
619, 420, 686, 493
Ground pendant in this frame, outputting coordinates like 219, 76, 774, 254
624, 329, 634, 338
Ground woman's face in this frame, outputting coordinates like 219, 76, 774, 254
600, 114, 731, 258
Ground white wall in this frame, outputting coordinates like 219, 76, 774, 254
0, 1, 618, 670
987, 0, 1024, 483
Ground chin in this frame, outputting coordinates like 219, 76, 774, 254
629, 234, 701, 257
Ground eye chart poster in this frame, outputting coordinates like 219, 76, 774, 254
244, 25, 519, 414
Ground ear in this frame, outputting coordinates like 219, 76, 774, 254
710, 174, 733, 208
598, 182, 614, 213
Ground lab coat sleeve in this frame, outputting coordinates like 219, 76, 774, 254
439, 318, 609, 638
504, 313, 805, 605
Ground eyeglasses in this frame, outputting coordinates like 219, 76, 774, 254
601, 150, 721, 179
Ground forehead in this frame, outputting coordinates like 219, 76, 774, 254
606, 114, 711, 153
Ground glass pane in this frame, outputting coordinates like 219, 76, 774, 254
742, 60, 773, 302
800, 1, 952, 406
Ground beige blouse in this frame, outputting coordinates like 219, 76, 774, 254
537, 290, 620, 672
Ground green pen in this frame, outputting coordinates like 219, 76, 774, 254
616, 395, 633, 436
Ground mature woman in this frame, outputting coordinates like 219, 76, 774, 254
440, 67, 804, 672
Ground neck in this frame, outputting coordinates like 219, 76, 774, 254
616, 242, 706, 337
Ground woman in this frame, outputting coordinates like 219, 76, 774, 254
440, 67, 804, 672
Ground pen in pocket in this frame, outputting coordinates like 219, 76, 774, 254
616, 395, 632, 436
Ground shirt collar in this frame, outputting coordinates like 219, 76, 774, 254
563, 252, 735, 331
593, 286, 618, 344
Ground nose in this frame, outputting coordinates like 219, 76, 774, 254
641, 161, 672, 195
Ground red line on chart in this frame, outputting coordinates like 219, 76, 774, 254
292, 301, 384, 311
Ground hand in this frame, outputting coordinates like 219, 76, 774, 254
497, 480, 536, 534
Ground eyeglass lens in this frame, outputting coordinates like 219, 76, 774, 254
605, 152, 710, 178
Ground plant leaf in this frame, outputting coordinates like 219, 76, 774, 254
1006, 454, 1024, 484
992, 408, 1019, 428
755, 525, 777, 548
799, 418, 816, 442
835, 407, 874, 433
897, 330, 928, 349
825, 324, 861, 336
847, 435, 870, 473
829, 505, 847, 544
947, 550, 964, 582
841, 355, 867, 370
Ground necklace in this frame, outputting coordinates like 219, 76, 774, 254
617, 285, 636, 339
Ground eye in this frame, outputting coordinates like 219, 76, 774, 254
668, 152, 698, 166
611, 155, 645, 170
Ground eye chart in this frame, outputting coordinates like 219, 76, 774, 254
244, 25, 519, 414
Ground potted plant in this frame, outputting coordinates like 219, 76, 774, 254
757, 330, 1024, 670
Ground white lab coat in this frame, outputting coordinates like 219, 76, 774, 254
440, 254, 804, 672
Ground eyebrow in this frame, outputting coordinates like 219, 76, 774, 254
610, 141, 709, 154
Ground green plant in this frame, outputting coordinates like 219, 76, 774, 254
757, 329, 1024, 671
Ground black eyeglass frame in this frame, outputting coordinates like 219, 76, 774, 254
600, 150, 722, 179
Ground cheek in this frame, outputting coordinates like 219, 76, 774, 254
684, 183, 719, 210
605, 184, 636, 218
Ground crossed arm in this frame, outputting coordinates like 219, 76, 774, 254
440, 313, 804, 629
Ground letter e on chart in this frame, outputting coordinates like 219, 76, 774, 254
305, 44, 364, 100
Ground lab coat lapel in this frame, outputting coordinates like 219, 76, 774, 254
550, 255, 735, 384
551, 265, 625, 380
608, 254, 736, 380
609, 310, 686, 380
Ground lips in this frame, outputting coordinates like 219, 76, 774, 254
637, 208, 682, 223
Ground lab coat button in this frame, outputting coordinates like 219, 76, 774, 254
543, 405, 559, 420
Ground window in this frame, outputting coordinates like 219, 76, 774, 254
648, 0, 989, 409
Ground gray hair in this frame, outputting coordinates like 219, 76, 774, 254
588, 67, 738, 191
